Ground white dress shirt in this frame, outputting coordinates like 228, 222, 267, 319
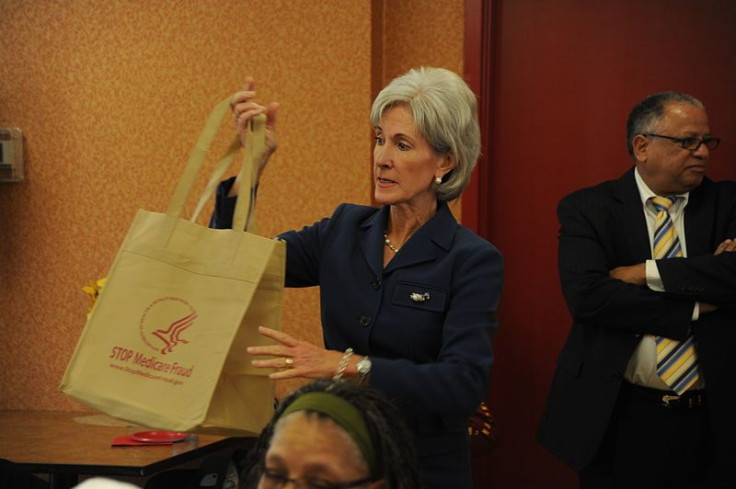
623, 168, 703, 390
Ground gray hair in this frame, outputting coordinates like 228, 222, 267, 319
370, 67, 480, 201
626, 91, 705, 159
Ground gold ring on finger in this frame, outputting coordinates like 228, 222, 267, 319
284, 357, 293, 368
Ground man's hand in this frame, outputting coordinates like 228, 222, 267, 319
714, 238, 736, 255
697, 239, 735, 314
609, 263, 647, 286
690, 241, 735, 315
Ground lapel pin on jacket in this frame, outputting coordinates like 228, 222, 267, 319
410, 292, 431, 303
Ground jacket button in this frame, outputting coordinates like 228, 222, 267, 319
359, 315, 371, 327
371, 277, 382, 290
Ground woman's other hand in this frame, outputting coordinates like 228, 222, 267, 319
247, 326, 350, 380
229, 77, 279, 195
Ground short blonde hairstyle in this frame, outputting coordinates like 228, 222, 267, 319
370, 67, 481, 201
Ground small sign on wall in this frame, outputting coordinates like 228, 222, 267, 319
0, 127, 23, 182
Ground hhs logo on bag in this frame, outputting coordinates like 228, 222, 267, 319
139, 297, 198, 355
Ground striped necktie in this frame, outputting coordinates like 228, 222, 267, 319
651, 196, 700, 394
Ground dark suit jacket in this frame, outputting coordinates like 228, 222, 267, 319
537, 168, 736, 480
212, 178, 504, 488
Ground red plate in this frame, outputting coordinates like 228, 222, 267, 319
130, 431, 190, 443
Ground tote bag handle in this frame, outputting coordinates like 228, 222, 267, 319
166, 97, 266, 232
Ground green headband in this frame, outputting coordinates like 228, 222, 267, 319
281, 391, 378, 474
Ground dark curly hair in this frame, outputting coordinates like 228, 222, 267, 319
239, 379, 422, 489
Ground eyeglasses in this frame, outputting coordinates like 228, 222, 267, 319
644, 133, 721, 151
260, 467, 377, 489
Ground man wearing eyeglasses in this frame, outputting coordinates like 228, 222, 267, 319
538, 92, 736, 489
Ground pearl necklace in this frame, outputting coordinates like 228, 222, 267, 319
383, 234, 400, 253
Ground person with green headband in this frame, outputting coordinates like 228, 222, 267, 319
241, 379, 421, 489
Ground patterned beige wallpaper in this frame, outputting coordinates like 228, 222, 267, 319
0, 0, 463, 411
383, 0, 465, 80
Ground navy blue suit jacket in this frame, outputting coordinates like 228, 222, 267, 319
538, 168, 736, 480
213, 178, 504, 487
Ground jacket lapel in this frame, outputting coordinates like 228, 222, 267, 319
383, 201, 456, 274
612, 168, 652, 264
359, 206, 389, 278
684, 177, 715, 256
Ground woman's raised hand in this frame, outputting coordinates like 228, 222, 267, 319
247, 326, 350, 380
229, 77, 279, 191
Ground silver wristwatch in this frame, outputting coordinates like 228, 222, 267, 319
356, 356, 372, 385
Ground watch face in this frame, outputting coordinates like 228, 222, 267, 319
357, 357, 371, 374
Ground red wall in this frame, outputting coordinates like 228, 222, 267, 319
467, 1, 736, 487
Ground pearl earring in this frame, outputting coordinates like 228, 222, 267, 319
435, 177, 443, 185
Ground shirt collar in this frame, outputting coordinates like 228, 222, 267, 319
634, 167, 690, 211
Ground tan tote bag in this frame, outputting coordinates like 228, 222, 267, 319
60, 98, 284, 436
